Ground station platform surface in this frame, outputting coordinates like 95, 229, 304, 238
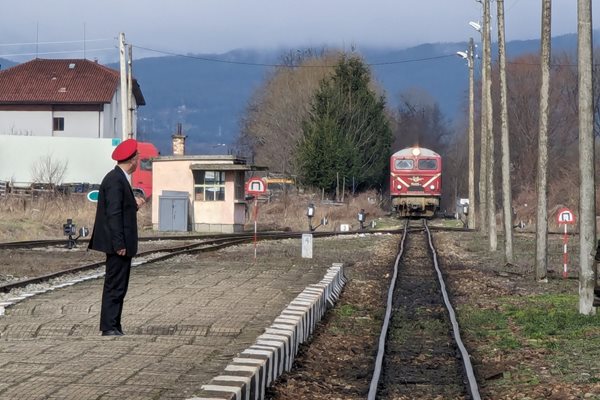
0, 243, 336, 399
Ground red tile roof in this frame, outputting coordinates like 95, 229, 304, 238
0, 58, 145, 105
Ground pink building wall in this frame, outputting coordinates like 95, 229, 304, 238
151, 156, 249, 233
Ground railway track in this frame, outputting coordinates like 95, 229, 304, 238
0, 232, 313, 293
368, 219, 480, 400
0, 225, 474, 293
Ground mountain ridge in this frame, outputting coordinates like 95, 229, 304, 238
2, 31, 596, 155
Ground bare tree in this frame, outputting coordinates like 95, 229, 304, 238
577, 0, 596, 315
30, 154, 68, 187
237, 51, 339, 176
393, 89, 452, 151
497, 0, 513, 262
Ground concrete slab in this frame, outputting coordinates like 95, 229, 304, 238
0, 246, 342, 399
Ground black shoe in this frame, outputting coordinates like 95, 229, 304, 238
102, 329, 123, 336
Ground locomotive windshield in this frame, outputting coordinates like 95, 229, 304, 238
418, 159, 437, 170
395, 159, 414, 170
140, 158, 153, 171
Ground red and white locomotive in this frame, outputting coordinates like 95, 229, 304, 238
390, 147, 442, 217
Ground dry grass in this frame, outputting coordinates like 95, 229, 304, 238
249, 190, 387, 232
0, 190, 384, 242
0, 195, 153, 242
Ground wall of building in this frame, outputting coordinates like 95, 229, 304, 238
0, 135, 118, 184
104, 92, 120, 139
152, 159, 248, 232
152, 160, 195, 228
0, 111, 51, 136
52, 111, 101, 138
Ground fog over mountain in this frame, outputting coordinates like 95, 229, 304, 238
1, 31, 596, 155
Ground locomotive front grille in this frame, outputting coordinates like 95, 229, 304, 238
408, 186, 424, 192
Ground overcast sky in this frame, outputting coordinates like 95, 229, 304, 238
0, 0, 597, 62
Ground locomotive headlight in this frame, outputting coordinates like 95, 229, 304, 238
397, 185, 402, 190
430, 184, 435, 190
411, 148, 421, 156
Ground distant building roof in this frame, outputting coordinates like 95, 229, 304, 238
0, 58, 145, 105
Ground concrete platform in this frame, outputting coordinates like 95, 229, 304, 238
0, 247, 345, 400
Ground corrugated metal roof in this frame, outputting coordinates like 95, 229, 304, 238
0, 58, 145, 105
189, 163, 267, 171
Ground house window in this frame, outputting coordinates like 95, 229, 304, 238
235, 173, 245, 200
53, 117, 64, 131
193, 170, 225, 201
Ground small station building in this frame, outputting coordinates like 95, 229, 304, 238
151, 131, 265, 233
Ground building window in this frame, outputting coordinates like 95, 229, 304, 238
53, 117, 64, 131
193, 170, 225, 201
235, 173, 245, 200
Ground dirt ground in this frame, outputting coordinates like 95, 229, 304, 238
266, 228, 600, 400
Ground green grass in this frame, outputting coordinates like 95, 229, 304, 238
336, 304, 358, 317
462, 294, 600, 341
461, 293, 600, 384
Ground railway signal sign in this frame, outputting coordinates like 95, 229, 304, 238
556, 207, 576, 225
245, 177, 267, 196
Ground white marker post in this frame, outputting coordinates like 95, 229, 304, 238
245, 177, 267, 261
253, 198, 258, 260
556, 207, 576, 279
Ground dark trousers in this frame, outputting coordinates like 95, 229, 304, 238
100, 253, 132, 332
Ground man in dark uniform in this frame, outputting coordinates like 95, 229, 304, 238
89, 139, 145, 336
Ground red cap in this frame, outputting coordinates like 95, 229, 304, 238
111, 139, 138, 161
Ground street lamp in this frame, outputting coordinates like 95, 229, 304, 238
456, 37, 476, 230
469, 21, 482, 32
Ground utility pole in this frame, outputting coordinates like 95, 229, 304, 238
127, 44, 134, 139
467, 38, 476, 230
119, 32, 128, 142
484, 0, 497, 251
478, 2, 488, 236
535, 0, 551, 282
577, 0, 596, 315
497, 0, 513, 262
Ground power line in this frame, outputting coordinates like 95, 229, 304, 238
0, 38, 114, 47
0, 47, 115, 58
132, 44, 457, 67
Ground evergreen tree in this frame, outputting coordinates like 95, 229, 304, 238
297, 56, 392, 193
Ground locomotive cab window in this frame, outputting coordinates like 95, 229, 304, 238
139, 158, 153, 171
395, 159, 414, 170
418, 159, 437, 170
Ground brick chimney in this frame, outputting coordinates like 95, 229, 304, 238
172, 123, 187, 156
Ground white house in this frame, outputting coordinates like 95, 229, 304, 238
0, 59, 145, 184
0, 58, 144, 138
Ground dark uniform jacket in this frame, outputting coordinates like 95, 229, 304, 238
89, 166, 138, 256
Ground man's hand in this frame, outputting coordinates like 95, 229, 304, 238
117, 248, 126, 256
135, 196, 146, 209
